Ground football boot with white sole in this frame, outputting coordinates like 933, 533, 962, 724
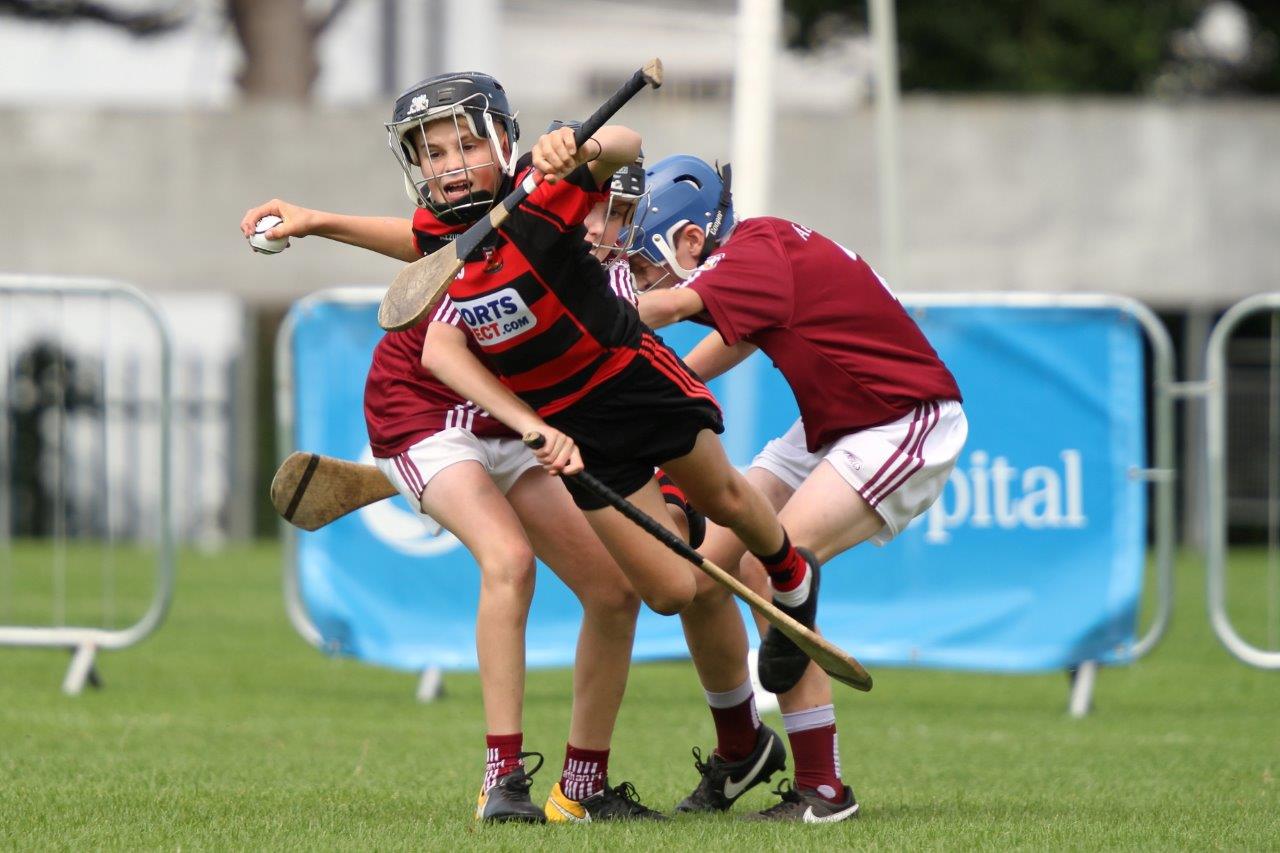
674, 724, 786, 813
746, 778, 860, 823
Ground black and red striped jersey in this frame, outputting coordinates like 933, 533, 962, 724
440, 156, 646, 415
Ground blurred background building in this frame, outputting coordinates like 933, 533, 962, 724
2, 0, 1278, 542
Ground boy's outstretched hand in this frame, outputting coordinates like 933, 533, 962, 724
239, 199, 320, 241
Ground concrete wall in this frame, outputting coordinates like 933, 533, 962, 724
2, 97, 1278, 309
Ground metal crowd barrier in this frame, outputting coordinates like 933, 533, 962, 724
1205, 291, 1280, 669
0, 275, 175, 694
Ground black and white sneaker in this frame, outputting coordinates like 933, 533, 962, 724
757, 548, 822, 694
545, 779, 667, 822
745, 778, 860, 823
674, 724, 787, 813
475, 752, 547, 823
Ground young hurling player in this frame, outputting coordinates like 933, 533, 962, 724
628, 154, 967, 822
239, 73, 664, 824
416, 91, 818, 654
412, 85, 824, 821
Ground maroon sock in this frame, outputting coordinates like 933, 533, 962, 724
706, 680, 761, 762
754, 531, 808, 592
484, 732, 523, 792
561, 744, 609, 801
784, 705, 845, 803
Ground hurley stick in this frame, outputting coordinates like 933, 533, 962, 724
522, 433, 872, 692
377, 58, 664, 331
270, 452, 398, 531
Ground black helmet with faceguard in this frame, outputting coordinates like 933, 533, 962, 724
387, 71, 521, 223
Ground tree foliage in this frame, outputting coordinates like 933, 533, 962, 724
785, 0, 1280, 94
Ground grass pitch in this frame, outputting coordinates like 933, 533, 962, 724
1, 543, 1278, 850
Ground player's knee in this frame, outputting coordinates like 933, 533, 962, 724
579, 580, 641, 619
691, 572, 733, 608
476, 543, 537, 599
642, 576, 697, 616
696, 477, 753, 529
644, 594, 686, 616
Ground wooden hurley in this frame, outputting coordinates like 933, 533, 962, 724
270, 452, 398, 531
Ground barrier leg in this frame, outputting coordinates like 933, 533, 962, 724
416, 666, 444, 703
63, 643, 101, 696
1067, 660, 1097, 718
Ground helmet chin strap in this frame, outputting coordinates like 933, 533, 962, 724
416, 158, 501, 222
697, 162, 733, 265
648, 232, 699, 281
429, 190, 499, 225
482, 111, 519, 176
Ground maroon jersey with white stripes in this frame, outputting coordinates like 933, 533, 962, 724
680, 216, 961, 451
443, 159, 644, 415
604, 258, 638, 306
364, 299, 512, 458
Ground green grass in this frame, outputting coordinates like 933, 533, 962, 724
1, 545, 1278, 850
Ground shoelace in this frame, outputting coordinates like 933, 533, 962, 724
608, 781, 657, 815
769, 778, 802, 804
500, 751, 544, 793
690, 746, 713, 778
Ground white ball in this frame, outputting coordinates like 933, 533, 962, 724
249, 215, 290, 254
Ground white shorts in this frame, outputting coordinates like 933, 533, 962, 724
751, 401, 968, 546
374, 428, 541, 536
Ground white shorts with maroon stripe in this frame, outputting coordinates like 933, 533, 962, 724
750, 401, 967, 545
374, 428, 541, 536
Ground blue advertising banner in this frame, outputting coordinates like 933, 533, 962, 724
284, 292, 1147, 674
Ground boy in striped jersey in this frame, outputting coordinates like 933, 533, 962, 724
418, 106, 819, 817
240, 72, 669, 823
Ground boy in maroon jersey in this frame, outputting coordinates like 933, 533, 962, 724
628, 154, 968, 822
240, 73, 669, 823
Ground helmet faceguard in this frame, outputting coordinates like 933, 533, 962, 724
545, 119, 647, 262
628, 155, 735, 286
386, 72, 521, 223
594, 161, 646, 261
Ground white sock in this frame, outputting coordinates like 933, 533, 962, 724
705, 678, 755, 710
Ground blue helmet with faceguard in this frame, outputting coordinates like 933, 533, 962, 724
629, 154, 735, 280
386, 71, 521, 222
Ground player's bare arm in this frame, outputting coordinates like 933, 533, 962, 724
239, 199, 419, 262
531, 124, 642, 185
421, 320, 583, 476
681, 331, 757, 382
636, 286, 706, 328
